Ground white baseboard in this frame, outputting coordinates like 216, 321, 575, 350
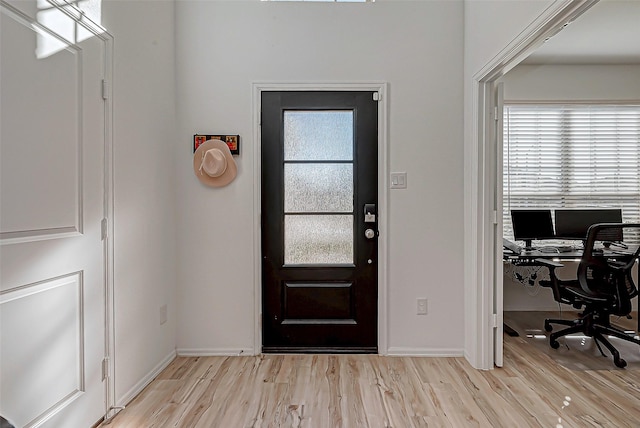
116, 349, 177, 408
176, 347, 256, 357
176, 347, 463, 357
386, 347, 464, 357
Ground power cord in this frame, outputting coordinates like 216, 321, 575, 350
508, 265, 545, 296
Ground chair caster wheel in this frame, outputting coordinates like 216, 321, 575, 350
550, 340, 560, 349
544, 323, 553, 332
614, 358, 627, 368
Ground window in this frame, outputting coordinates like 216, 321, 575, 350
503, 103, 640, 243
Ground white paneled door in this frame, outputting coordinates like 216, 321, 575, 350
0, 2, 109, 427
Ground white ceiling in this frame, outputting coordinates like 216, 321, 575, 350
523, 0, 640, 65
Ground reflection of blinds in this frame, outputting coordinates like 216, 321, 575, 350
503, 104, 640, 243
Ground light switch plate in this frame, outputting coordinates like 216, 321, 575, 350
417, 298, 428, 315
390, 172, 407, 189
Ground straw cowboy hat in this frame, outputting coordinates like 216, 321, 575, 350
193, 139, 237, 187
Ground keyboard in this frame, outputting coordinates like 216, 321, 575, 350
503, 238, 522, 254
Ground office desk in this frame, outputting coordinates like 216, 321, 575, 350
504, 250, 581, 264
503, 244, 638, 263
503, 245, 640, 334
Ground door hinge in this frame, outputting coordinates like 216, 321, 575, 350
492, 314, 498, 328
373, 92, 381, 101
102, 80, 109, 100
102, 357, 110, 380
493, 106, 499, 121
101, 218, 108, 240
492, 210, 498, 225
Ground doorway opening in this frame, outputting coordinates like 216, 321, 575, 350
469, 1, 600, 369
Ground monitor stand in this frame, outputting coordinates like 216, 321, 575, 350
522, 239, 534, 252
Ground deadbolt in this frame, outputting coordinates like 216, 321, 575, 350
365, 228, 376, 239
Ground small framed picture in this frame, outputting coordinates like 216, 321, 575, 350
194, 135, 207, 150
225, 135, 238, 152
193, 134, 240, 156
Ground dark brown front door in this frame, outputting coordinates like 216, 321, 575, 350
261, 91, 378, 353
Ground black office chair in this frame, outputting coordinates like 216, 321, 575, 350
542, 223, 640, 368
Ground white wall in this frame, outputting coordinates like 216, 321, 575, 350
503, 64, 640, 101
102, 0, 178, 404
174, 1, 465, 355
502, 63, 640, 311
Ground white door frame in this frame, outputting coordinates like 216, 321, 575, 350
493, 81, 505, 368
252, 82, 389, 355
468, 0, 599, 369
41, 1, 117, 420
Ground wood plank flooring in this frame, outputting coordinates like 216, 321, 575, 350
103, 312, 640, 428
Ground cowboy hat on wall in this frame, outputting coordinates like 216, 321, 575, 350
193, 139, 237, 187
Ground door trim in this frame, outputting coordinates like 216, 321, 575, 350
468, 1, 599, 369
49, 0, 117, 420
252, 82, 389, 355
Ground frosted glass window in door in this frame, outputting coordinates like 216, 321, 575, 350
284, 111, 353, 160
283, 109, 355, 265
285, 215, 353, 265
285, 163, 353, 212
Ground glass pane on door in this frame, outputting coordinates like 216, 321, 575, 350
284, 163, 353, 212
284, 111, 353, 160
285, 215, 353, 264
283, 110, 354, 265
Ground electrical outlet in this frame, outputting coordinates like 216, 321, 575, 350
417, 298, 428, 315
160, 305, 167, 325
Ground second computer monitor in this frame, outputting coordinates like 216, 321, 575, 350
554, 209, 623, 242
511, 209, 555, 249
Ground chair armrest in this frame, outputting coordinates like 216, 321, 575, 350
533, 259, 581, 306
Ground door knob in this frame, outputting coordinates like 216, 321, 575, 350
365, 228, 376, 239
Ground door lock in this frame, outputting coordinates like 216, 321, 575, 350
365, 228, 376, 239
364, 204, 376, 223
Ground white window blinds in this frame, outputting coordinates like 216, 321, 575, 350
503, 103, 640, 243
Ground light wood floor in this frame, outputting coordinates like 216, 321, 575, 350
103, 312, 640, 428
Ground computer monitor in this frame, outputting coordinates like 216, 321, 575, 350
510, 209, 555, 249
554, 209, 623, 242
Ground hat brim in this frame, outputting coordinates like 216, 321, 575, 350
193, 139, 237, 187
